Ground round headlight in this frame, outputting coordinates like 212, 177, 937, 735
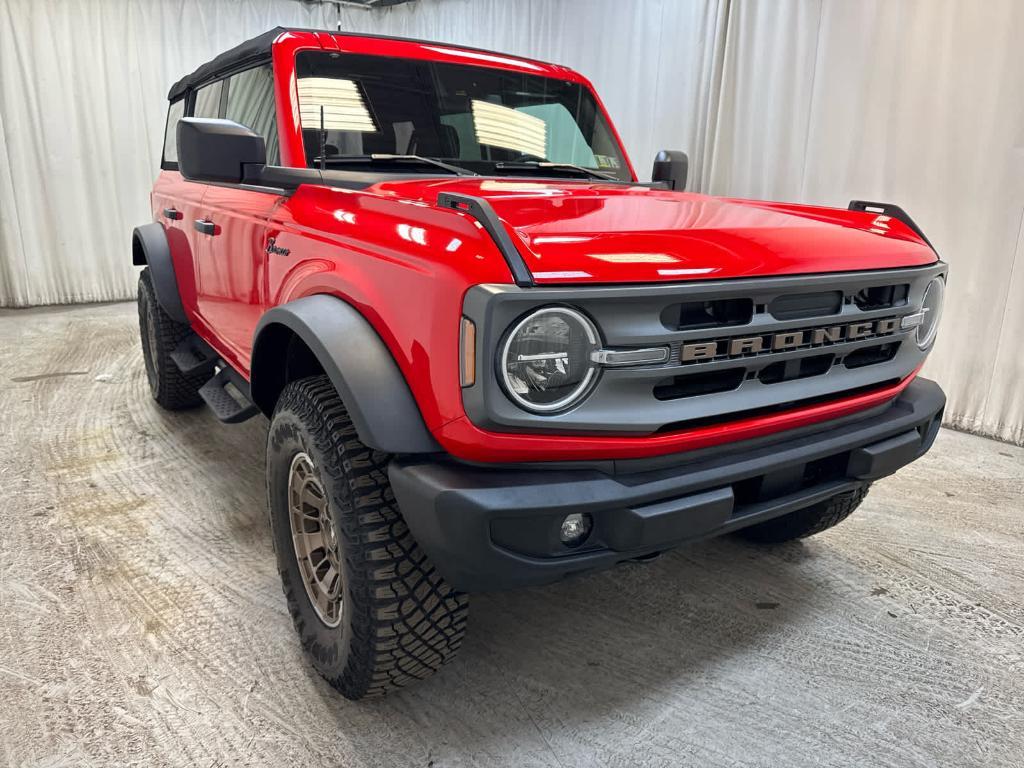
500, 307, 600, 412
917, 276, 945, 349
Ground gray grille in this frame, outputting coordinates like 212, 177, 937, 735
462, 263, 946, 435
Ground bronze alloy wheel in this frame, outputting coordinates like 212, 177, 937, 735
268, 375, 468, 698
288, 451, 344, 628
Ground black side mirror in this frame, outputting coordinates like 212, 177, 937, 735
177, 118, 266, 184
652, 150, 689, 191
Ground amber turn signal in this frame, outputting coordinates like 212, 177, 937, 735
460, 317, 476, 387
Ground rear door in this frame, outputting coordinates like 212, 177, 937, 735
191, 66, 284, 373
151, 96, 205, 318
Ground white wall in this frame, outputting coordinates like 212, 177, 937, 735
0, 0, 335, 308
705, 0, 1024, 444
1, 0, 1021, 444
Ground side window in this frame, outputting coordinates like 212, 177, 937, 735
161, 98, 185, 168
193, 80, 223, 119
225, 66, 280, 165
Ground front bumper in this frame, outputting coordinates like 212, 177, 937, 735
389, 377, 945, 592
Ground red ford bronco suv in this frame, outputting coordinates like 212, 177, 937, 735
134, 28, 947, 699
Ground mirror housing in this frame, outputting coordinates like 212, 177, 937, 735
651, 150, 689, 191
177, 118, 266, 184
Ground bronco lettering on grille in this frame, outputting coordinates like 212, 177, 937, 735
680, 317, 900, 363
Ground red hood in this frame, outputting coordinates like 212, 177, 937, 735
368, 178, 937, 284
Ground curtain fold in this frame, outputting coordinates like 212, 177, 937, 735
1, 0, 1021, 444
703, 0, 1024, 445
0, 0, 335, 307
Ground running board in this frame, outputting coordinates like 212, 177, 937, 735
198, 367, 260, 424
170, 333, 218, 376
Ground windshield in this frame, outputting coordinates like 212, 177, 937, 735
294, 51, 632, 181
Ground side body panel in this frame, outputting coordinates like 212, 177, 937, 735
252, 296, 441, 452
150, 170, 206, 318
193, 185, 282, 371
262, 184, 514, 431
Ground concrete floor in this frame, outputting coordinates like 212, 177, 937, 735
1, 301, 1022, 768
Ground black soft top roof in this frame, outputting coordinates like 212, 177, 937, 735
168, 27, 285, 100
167, 27, 557, 101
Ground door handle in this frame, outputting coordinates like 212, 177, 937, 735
193, 219, 218, 236
162, 207, 182, 220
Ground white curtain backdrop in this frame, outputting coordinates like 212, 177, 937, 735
703, 0, 1024, 444
0, 0, 335, 308
1, 0, 1021, 444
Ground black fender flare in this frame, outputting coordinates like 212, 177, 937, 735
132, 222, 187, 324
251, 295, 441, 454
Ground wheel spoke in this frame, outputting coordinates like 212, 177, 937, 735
318, 565, 339, 595
300, 484, 324, 512
314, 541, 334, 564
287, 451, 344, 628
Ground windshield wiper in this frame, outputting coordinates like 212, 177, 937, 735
493, 160, 619, 182
317, 154, 478, 176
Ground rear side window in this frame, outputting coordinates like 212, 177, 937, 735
161, 98, 185, 168
193, 81, 223, 119
225, 65, 279, 164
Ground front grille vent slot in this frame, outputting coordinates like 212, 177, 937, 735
854, 284, 909, 311
757, 353, 834, 384
654, 368, 745, 400
661, 298, 753, 331
844, 341, 901, 369
768, 291, 843, 320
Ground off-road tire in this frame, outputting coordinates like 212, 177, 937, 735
267, 375, 468, 700
137, 268, 204, 410
735, 484, 871, 544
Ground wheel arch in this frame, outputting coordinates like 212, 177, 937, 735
251, 295, 441, 454
132, 222, 187, 324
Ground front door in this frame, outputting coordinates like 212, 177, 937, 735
192, 186, 282, 372
189, 65, 284, 374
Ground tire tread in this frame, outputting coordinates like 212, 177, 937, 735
272, 375, 467, 699
137, 269, 204, 410
736, 485, 871, 544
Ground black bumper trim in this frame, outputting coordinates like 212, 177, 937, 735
389, 377, 945, 592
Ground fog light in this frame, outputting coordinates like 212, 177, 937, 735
560, 513, 592, 546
